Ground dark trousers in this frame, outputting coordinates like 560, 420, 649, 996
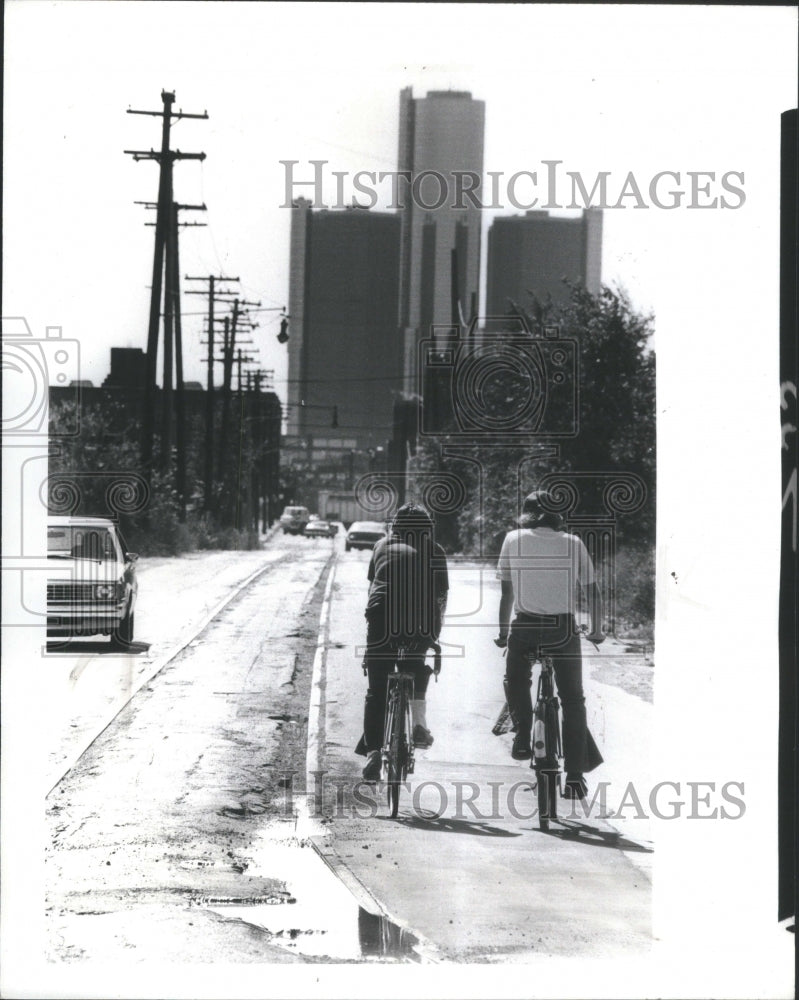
359, 613, 432, 754
505, 613, 587, 775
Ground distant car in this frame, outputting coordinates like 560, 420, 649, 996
303, 519, 336, 539
279, 505, 311, 535
345, 520, 387, 552
47, 516, 138, 644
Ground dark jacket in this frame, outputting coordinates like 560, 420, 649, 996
366, 533, 448, 643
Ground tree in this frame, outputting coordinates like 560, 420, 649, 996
408, 281, 656, 626
522, 282, 656, 547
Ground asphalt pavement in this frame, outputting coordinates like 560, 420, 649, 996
309, 551, 654, 961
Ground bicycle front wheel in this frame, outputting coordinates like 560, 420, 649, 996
537, 768, 557, 830
387, 777, 400, 818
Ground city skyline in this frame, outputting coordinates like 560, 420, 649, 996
8, 4, 790, 399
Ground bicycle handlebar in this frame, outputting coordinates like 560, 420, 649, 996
494, 624, 606, 651
361, 641, 443, 678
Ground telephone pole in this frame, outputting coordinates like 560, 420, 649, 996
218, 299, 259, 475
138, 200, 206, 483
185, 274, 240, 511
125, 90, 207, 480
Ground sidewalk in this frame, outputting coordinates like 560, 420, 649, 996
310, 555, 654, 961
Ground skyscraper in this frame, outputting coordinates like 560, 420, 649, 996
397, 88, 485, 388
286, 199, 402, 453
486, 209, 603, 317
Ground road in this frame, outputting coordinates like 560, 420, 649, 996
43, 530, 655, 971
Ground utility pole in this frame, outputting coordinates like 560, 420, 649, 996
234, 349, 257, 533
198, 299, 256, 524
137, 199, 206, 488
125, 90, 207, 481
170, 204, 204, 519
185, 273, 239, 511
219, 298, 259, 477
170, 203, 185, 518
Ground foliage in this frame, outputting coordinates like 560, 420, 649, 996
410, 281, 656, 621
48, 396, 264, 556
611, 544, 656, 632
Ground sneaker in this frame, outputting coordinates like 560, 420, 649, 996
511, 733, 532, 760
563, 774, 587, 800
413, 725, 434, 748
361, 750, 382, 782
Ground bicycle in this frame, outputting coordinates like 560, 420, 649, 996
381, 642, 441, 818
496, 625, 599, 831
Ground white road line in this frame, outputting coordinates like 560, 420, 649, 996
301, 554, 444, 964
45, 556, 284, 798
305, 557, 337, 794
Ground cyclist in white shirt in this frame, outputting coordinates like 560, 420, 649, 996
496, 490, 605, 799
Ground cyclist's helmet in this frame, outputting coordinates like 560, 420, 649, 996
519, 489, 564, 530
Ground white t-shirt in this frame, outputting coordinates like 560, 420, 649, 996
496, 526, 595, 616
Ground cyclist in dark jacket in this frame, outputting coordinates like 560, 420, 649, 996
356, 502, 448, 781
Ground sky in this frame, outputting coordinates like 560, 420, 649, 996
4, 3, 795, 392
2, 4, 798, 998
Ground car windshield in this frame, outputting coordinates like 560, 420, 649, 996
48, 526, 117, 561
351, 522, 385, 533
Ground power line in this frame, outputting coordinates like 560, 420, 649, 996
273, 373, 408, 385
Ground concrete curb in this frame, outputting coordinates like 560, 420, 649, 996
305, 557, 337, 791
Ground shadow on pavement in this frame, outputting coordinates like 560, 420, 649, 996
542, 818, 654, 853
45, 639, 151, 656
387, 812, 521, 838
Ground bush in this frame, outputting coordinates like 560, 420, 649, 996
610, 544, 655, 635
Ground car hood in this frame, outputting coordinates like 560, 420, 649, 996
47, 557, 124, 583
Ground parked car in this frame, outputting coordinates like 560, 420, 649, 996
279, 505, 311, 535
46, 516, 138, 644
345, 520, 388, 552
303, 519, 336, 539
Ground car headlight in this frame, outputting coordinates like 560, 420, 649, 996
95, 583, 125, 599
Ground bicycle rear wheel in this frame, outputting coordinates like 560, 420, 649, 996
386, 687, 405, 818
534, 698, 559, 830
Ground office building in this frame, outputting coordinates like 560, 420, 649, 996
397, 88, 485, 387
486, 209, 602, 316
286, 199, 402, 454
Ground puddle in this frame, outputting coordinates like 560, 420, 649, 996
203, 842, 421, 961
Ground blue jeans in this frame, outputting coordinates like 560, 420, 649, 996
505, 612, 587, 775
